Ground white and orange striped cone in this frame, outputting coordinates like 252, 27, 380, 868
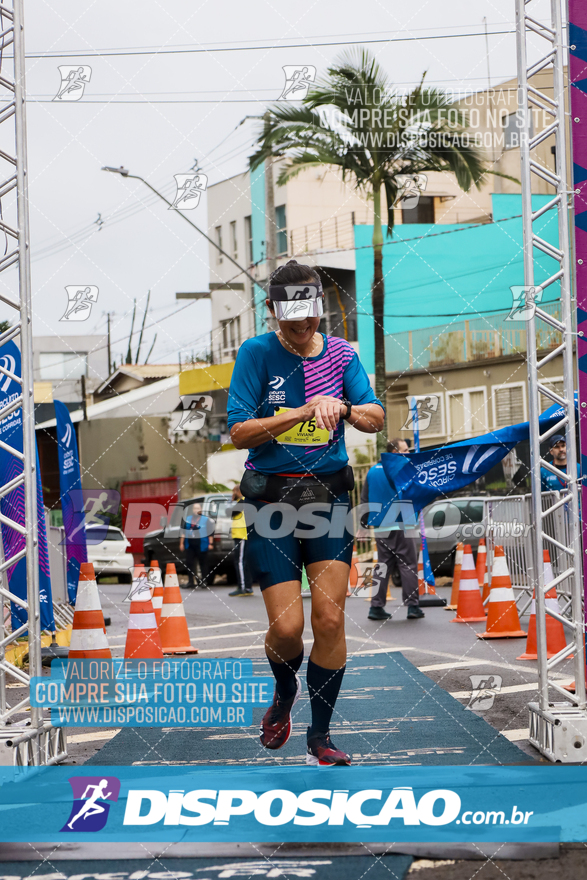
481, 566, 490, 612
417, 548, 425, 597
370, 546, 378, 603
451, 544, 486, 623
124, 570, 163, 659
476, 539, 487, 595
148, 560, 164, 626
477, 545, 526, 639
159, 563, 198, 654
446, 543, 464, 610
69, 563, 111, 659
518, 549, 568, 660
418, 542, 446, 607
348, 546, 359, 597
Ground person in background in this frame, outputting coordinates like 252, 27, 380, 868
540, 434, 579, 491
179, 502, 213, 588
228, 483, 253, 596
361, 438, 424, 621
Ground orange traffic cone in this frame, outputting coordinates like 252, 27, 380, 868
481, 565, 490, 611
476, 539, 487, 594
477, 545, 526, 639
517, 549, 567, 660
348, 546, 359, 597
159, 563, 198, 654
124, 570, 163, 659
451, 545, 486, 622
446, 543, 464, 610
418, 543, 446, 607
149, 561, 164, 626
417, 547, 425, 596
69, 563, 111, 658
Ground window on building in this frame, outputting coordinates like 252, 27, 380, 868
220, 317, 241, 360
402, 195, 435, 224
39, 352, 87, 381
504, 111, 534, 150
493, 384, 526, 427
275, 204, 287, 255
215, 226, 223, 263
447, 388, 488, 439
230, 220, 237, 260
244, 215, 253, 265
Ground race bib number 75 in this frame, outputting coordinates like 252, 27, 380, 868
273, 406, 333, 446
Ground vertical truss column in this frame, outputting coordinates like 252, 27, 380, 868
516, 0, 587, 762
0, 0, 55, 766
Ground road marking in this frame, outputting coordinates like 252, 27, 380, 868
196, 638, 316, 654
191, 629, 266, 642
418, 660, 489, 672
349, 644, 572, 679
187, 620, 259, 632
450, 680, 574, 699
502, 729, 530, 742
107, 629, 267, 648
68, 730, 120, 744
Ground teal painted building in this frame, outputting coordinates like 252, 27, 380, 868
354, 194, 561, 375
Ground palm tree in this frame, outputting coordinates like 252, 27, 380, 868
249, 48, 507, 447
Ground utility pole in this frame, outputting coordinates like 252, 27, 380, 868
125, 299, 136, 365
106, 312, 112, 376
264, 113, 277, 281
80, 375, 88, 420
135, 290, 150, 364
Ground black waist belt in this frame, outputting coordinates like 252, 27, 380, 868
240, 465, 354, 508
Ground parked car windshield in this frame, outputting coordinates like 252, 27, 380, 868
208, 498, 230, 519
86, 527, 125, 542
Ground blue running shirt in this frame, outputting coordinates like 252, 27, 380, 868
227, 332, 383, 475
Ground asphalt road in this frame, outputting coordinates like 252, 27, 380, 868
60, 575, 574, 765
3, 575, 582, 879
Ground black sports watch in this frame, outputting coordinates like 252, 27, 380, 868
341, 397, 352, 420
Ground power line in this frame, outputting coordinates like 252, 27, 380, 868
20, 29, 516, 60
24, 21, 515, 57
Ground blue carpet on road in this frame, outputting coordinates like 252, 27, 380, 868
87, 652, 534, 767
0, 857, 414, 880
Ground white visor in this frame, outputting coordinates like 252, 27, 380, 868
273, 297, 324, 321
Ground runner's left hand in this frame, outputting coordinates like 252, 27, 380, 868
308, 396, 347, 431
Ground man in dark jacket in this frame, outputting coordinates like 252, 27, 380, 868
179, 503, 213, 588
361, 438, 423, 621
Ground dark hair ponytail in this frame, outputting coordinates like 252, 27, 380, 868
269, 259, 320, 286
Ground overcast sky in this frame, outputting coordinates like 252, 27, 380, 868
1, 0, 554, 368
